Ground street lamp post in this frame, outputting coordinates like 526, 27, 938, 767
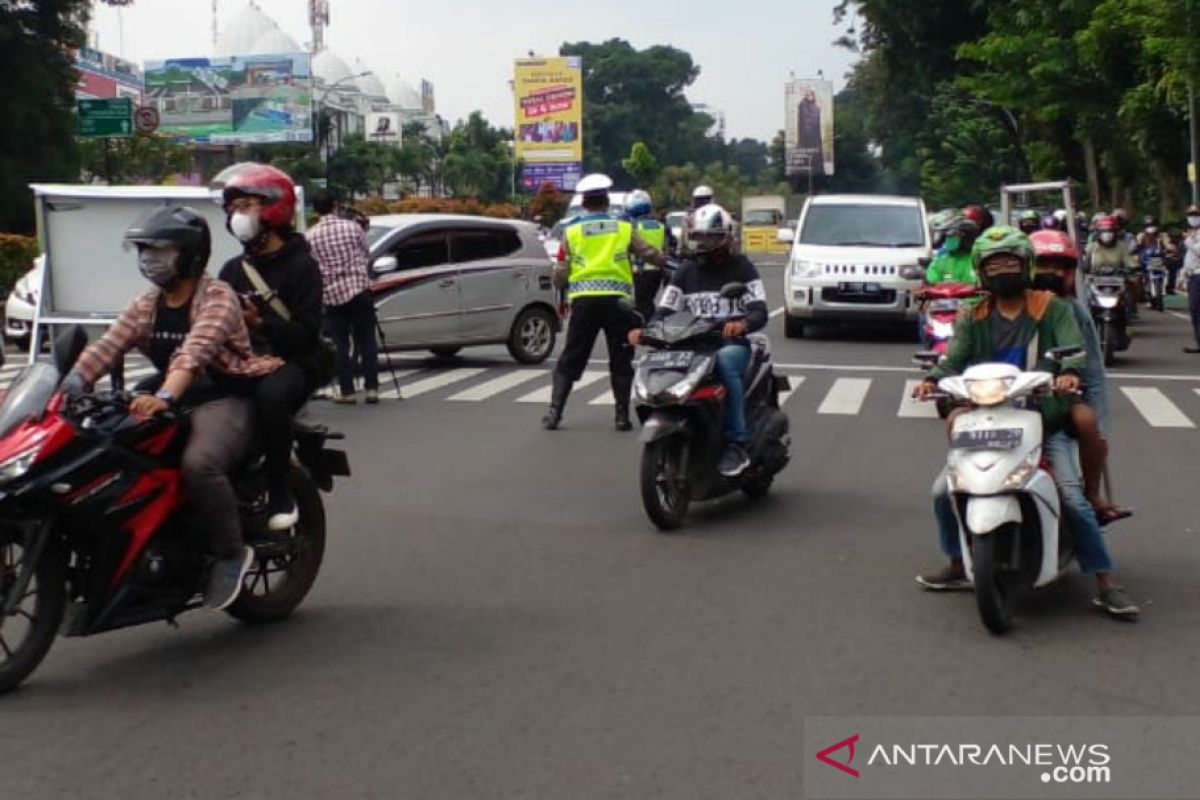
317, 71, 373, 185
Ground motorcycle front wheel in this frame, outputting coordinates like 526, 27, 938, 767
640, 437, 690, 531
972, 524, 1021, 635
1101, 321, 1117, 367
0, 529, 65, 694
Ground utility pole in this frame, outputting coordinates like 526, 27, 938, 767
1190, 0, 1199, 204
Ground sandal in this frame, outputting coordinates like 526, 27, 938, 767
1095, 505, 1133, 527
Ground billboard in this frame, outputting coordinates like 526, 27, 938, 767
76, 47, 143, 102
785, 79, 834, 177
366, 112, 402, 147
143, 52, 313, 144
514, 56, 583, 191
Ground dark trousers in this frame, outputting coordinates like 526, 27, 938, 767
254, 363, 311, 497
554, 296, 636, 408
1189, 275, 1200, 346
181, 396, 255, 556
633, 269, 665, 323
326, 290, 379, 394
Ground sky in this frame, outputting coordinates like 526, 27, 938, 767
90, 0, 862, 143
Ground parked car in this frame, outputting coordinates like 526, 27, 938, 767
778, 194, 930, 338
5, 256, 42, 348
367, 214, 560, 363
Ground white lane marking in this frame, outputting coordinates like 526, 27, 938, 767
397, 368, 487, 399
777, 375, 805, 407
1170, 311, 1192, 322
447, 370, 543, 401
589, 389, 616, 406
517, 370, 606, 403
818, 377, 871, 415
1121, 386, 1195, 428
769, 306, 785, 319
898, 379, 939, 418
373, 370, 422, 399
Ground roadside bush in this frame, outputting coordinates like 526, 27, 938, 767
0, 233, 38, 290
348, 196, 520, 219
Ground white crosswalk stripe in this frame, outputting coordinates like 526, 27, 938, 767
390, 368, 485, 399
777, 375, 805, 407
1121, 387, 1195, 428
516, 370, 605, 403
898, 379, 939, 418
817, 377, 871, 415
447, 369, 544, 402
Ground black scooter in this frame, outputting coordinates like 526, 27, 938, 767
633, 283, 791, 531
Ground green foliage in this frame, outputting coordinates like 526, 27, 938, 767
78, 133, 195, 184
0, 233, 38, 290
0, 0, 90, 233
527, 182, 567, 222
621, 142, 660, 187
916, 84, 1020, 207
327, 134, 399, 199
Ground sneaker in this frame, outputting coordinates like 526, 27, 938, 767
332, 391, 358, 405
718, 443, 751, 477
1093, 586, 1140, 620
267, 489, 299, 532
205, 547, 255, 610
365, 389, 379, 404
916, 563, 973, 591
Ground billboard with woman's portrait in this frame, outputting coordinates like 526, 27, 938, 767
785, 79, 834, 177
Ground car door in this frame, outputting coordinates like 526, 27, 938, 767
451, 226, 528, 341
371, 228, 461, 347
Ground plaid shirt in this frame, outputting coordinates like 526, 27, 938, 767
75, 276, 283, 388
307, 215, 372, 307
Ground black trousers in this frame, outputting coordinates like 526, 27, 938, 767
633, 269, 665, 322
326, 290, 379, 394
1189, 275, 1200, 347
254, 363, 312, 496
554, 296, 637, 408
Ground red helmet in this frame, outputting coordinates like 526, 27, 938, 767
212, 162, 296, 228
1029, 230, 1078, 266
1095, 215, 1118, 232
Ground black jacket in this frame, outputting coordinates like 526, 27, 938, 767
651, 254, 769, 332
219, 233, 323, 380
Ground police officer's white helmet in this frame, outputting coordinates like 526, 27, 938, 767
576, 173, 614, 195
690, 203, 733, 254
692, 185, 714, 199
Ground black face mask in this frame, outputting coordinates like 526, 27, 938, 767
988, 272, 1027, 298
1032, 273, 1066, 295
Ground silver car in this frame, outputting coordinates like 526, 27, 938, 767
367, 214, 560, 363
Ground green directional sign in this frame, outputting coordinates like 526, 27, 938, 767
77, 98, 133, 138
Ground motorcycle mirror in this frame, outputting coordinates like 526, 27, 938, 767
913, 350, 940, 368
719, 282, 746, 300
54, 324, 88, 377
1044, 345, 1083, 362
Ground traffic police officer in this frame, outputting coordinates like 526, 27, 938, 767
543, 174, 665, 432
626, 189, 671, 321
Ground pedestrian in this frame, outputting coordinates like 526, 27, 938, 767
542, 173, 665, 432
1180, 204, 1200, 354
307, 188, 379, 403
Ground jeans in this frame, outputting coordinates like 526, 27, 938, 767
326, 290, 379, 395
714, 341, 750, 444
932, 432, 1114, 574
181, 396, 255, 557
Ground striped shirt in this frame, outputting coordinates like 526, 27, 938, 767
307, 215, 372, 307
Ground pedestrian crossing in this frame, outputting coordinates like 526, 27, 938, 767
5, 355, 1200, 431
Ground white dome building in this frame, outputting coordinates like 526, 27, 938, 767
357, 71, 389, 103
313, 50, 359, 92
215, 2, 301, 56
387, 74, 423, 111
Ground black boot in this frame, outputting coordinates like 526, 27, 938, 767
614, 405, 632, 431
612, 374, 633, 431
542, 374, 572, 430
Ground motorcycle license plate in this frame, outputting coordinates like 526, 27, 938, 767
645, 350, 693, 370
951, 428, 1023, 451
839, 282, 882, 295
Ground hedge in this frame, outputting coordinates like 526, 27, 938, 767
0, 233, 38, 291
351, 197, 521, 219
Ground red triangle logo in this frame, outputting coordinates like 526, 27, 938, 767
816, 734, 861, 778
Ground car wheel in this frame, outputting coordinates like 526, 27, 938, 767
507, 307, 556, 364
784, 313, 805, 339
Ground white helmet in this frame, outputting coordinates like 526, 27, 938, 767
576, 173, 613, 196
690, 203, 733, 255
692, 185, 714, 206
626, 189, 652, 218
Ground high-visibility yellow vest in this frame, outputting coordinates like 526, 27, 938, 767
564, 214, 634, 299
636, 219, 666, 251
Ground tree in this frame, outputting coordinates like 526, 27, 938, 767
621, 141, 660, 187
0, 0, 90, 232
327, 134, 397, 199
78, 133, 194, 184
527, 182, 567, 223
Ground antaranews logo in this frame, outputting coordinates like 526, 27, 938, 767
816, 734, 861, 778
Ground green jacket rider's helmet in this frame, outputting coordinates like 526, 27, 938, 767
1017, 209, 1041, 234
928, 209, 961, 248
971, 225, 1035, 292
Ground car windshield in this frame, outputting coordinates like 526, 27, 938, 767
800, 204, 926, 247
366, 225, 394, 248
0, 364, 58, 439
744, 209, 780, 226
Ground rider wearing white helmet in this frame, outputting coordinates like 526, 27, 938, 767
680, 185, 716, 254
628, 203, 769, 477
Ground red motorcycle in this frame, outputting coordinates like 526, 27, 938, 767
915, 282, 980, 418
0, 329, 349, 693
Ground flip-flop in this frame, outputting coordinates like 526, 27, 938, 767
1096, 506, 1133, 527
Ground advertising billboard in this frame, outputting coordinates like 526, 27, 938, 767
76, 47, 143, 102
144, 52, 313, 144
785, 79, 834, 177
514, 56, 583, 191
366, 112, 402, 147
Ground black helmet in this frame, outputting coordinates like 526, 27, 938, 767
1142, 215, 1158, 228
123, 205, 212, 278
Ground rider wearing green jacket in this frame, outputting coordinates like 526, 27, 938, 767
925, 211, 979, 284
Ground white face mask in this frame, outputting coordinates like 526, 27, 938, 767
1146, 226, 1159, 235
1099, 232, 1115, 245
1188, 216, 1200, 229
230, 211, 261, 243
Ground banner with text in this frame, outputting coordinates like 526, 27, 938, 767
785, 79, 834, 177
514, 56, 583, 192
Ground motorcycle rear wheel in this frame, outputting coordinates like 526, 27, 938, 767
972, 525, 1020, 636
227, 465, 326, 624
0, 531, 65, 694
640, 438, 690, 531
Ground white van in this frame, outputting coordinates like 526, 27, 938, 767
778, 194, 930, 338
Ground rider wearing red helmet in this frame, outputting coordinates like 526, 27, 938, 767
213, 163, 324, 532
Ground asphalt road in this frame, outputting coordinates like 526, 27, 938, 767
6, 256, 1200, 799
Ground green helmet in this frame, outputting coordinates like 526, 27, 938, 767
1018, 209, 1041, 221
972, 224, 1035, 277
928, 209, 962, 248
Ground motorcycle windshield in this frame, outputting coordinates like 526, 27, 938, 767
653, 311, 712, 343
0, 364, 59, 439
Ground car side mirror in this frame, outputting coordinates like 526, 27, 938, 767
720, 281, 746, 299
54, 324, 88, 376
776, 228, 795, 244
372, 255, 399, 275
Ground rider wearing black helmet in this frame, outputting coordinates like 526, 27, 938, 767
63, 206, 285, 610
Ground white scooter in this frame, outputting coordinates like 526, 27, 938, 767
931, 348, 1082, 634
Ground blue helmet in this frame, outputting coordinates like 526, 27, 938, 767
626, 189, 652, 219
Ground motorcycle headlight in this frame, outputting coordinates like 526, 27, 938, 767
666, 356, 715, 400
0, 446, 41, 483
965, 377, 1011, 406
1097, 296, 1119, 309
1002, 448, 1041, 490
